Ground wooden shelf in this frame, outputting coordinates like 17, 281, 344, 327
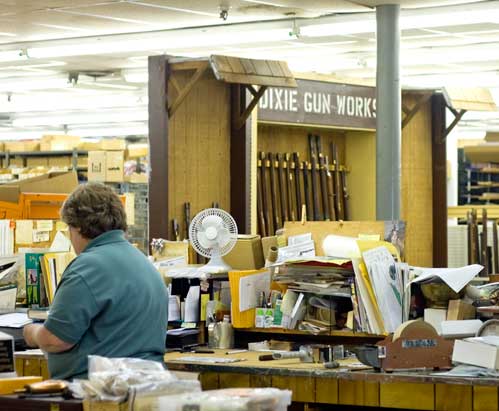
236, 327, 382, 338
0, 150, 88, 158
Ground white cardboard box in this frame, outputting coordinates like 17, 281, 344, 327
424, 308, 447, 335
441, 320, 483, 339
452, 337, 499, 370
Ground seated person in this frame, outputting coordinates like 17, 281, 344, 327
24, 182, 168, 380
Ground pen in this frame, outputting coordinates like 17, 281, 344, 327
225, 349, 248, 355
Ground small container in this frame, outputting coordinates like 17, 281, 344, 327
217, 315, 234, 349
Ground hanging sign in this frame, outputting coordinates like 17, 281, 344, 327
258, 79, 376, 130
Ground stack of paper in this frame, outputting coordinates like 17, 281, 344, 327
0, 221, 14, 257
453, 336, 499, 370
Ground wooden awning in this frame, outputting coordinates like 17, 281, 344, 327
443, 87, 497, 112
167, 54, 296, 128
209, 55, 297, 88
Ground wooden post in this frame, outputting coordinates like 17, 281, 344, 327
148, 55, 170, 245
432, 93, 448, 267
231, 84, 252, 234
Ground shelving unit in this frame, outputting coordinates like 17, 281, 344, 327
0, 149, 88, 170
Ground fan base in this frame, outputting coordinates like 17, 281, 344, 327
199, 255, 232, 274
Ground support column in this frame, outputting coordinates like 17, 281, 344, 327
376, 4, 401, 220
230, 84, 252, 234
148, 55, 170, 244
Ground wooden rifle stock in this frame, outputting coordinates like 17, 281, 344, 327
256, 159, 267, 237
308, 134, 321, 220
286, 153, 296, 222
331, 142, 344, 220
277, 153, 288, 224
184, 202, 191, 240
268, 152, 281, 230
316, 135, 329, 220
325, 155, 336, 221
481, 208, 489, 276
302, 161, 312, 221
260, 152, 273, 235
293, 152, 302, 217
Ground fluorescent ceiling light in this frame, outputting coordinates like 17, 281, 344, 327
12, 110, 147, 127
69, 124, 148, 138
77, 80, 138, 91
0, 50, 26, 63
0, 76, 71, 92
122, 69, 148, 84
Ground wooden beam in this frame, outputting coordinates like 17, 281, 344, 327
401, 93, 432, 130
234, 85, 267, 130
168, 61, 209, 118
444, 109, 466, 139
432, 93, 448, 267
148, 55, 170, 246
230, 84, 251, 233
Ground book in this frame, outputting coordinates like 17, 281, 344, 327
27, 308, 49, 321
25, 253, 45, 308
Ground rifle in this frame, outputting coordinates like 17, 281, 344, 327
184, 202, 191, 240
277, 153, 288, 224
256, 159, 267, 237
302, 161, 312, 221
494, 219, 498, 273
268, 152, 281, 230
308, 134, 321, 220
316, 135, 329, 220
325, 155, 337, 221
341, 165, 349, 220
286, 153, 296, 222
331, 142, 344, 220
260, 152, 273, 235
171, 219, 180, 241
293, 152, 302, 217
467, 211, 472, 265
470, 209, 479, 264
481, 208, 489, 276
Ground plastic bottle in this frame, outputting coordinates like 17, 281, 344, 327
217, 315, 234, 349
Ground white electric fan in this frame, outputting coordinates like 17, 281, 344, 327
189, 208, 238, 273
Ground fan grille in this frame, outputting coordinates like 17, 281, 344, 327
189, 208, 238, 258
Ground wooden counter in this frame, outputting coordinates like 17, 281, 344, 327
164, 350, 499, 411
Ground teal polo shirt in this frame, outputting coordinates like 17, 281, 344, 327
44, 230, 168, 380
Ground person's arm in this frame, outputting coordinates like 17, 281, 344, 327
23, 323, 74, 353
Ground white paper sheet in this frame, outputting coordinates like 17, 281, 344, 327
323, 234, 360, 259
49, 231, 72, 252
0, 287, 16, 313
168, 295, 181, 322
0, 312, 32, 328
277, 240, 315, 263
362, 246, 402, 333
184, 286, 200, 322
0, 221, 14, 257
239, 271, 271, 312
410, 264, 483, 292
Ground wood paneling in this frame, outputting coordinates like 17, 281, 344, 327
436, 384, 472, 411
250, 375, 272, 388
474, 386, 499, 411
315, 378, 338, 404
219, 373, 251, 388
345, 130, 376, 221
167, 69, 231, 236
199, 372, 219, 390
380, 382, 434, 410
402, 93, 434, 266
272, 376, 315, 403
257, 124, 346, 164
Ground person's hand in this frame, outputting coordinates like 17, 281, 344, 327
23, 323, 41, 348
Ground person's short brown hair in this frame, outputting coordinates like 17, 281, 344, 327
61, 182, 127, 239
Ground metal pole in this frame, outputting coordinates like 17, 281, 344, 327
376, 4, 401, 220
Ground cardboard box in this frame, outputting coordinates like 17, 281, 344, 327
40, 135, 80, 151
126, 172, 148, 184
7, 158, 24, 167
424, 308, 447, 335
88, 151, 106, 182
77, 155, 88, 168
224, 235, 264, 270
101, 138, 126, 151
126, 143, 148, 158
441, 320, 482, 339
261, 236, 278, 261
79, 140, 102, 151
88, 151, 124, 182
0, 171, 78, 203
4, 140, 40, 153
105, 151, 124, 182
447, 299, 476, 320
48, 156, 72, 168
26, 157, 49, 168
452, 338, 499, 370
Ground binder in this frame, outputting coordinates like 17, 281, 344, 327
228, 269, 267, 328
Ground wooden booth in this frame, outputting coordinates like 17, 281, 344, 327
148, 55, 451, 267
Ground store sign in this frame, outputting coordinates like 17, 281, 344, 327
258, 79, 376, 130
